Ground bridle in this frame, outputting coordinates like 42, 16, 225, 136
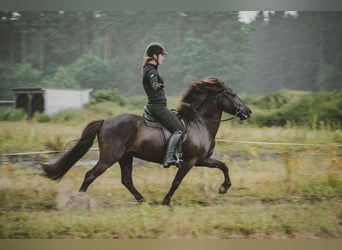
191, 106, 243, 122
191, 91, 244, 122
220, 107, 243, 122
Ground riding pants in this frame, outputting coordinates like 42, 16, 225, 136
146, 104, 185, 134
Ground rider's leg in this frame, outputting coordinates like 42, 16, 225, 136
163, 130, 183, 168
147, 104, 185, 167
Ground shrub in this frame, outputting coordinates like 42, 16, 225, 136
250, 90, 306, 109
279, 92, 342, 129
88, 89, 126, 106
0, 110, 8, 121
33, 112, 51, 123
0, 109, 27, 121
250, 91, 342, 129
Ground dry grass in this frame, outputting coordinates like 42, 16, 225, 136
0, 121, 341, 238
1, 120, 342, 154
0, 150, 341, 239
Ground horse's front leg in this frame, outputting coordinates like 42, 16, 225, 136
162, 160, 195, 205
195, 158, 232, 194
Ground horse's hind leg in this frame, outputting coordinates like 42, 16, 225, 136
79, 157, 116, 192
119, 153, 145, 203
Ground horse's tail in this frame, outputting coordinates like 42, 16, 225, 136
41, 119, 104, 181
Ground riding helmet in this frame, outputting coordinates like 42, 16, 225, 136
145, 43, 168, 57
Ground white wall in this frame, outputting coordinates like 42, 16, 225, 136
44, 89, 92, 115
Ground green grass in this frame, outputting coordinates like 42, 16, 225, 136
0, 152, 341, 239
1, 120, 341, 154
1, 200, 340, 239
0, 121, 341, 238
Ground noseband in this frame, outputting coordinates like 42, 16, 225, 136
220, 107, 243, 122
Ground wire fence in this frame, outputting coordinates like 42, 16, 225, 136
216, 139, 342, 147
1, 139, 341, 164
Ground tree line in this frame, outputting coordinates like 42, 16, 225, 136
0, 11, 341, 100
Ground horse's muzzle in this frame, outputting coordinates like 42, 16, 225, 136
239, 107, 252, 120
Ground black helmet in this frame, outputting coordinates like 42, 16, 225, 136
145, 42, 168, 57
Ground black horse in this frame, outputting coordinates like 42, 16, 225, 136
41, 77, 251, 205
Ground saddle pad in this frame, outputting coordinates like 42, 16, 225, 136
143, 106, 186, 142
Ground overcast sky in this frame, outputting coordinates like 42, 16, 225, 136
239, 11, 297, 23
239, 11, 259, 23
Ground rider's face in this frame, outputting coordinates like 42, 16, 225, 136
153, 54, 165, 65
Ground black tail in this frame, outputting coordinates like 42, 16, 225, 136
41, 119, 104, 180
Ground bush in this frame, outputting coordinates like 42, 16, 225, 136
126, 96, 147, 109
279, 92, 342, 129
7, 109, 27, 121
33, 112, 51, 123
0, 109, 27, 121
88, 89, 126, 106
249, 91, 342, 129
0, 110, 8, 121
250, 90, 307, 109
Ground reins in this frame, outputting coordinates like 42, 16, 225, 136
220, 112, 240, 122
191, 106, 242, 122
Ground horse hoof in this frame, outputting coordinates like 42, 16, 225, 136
162, 199, 170, 206
219, 186, 228, 194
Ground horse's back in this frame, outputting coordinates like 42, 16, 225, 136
100, 113, 142, 137
98, 114, 164, 159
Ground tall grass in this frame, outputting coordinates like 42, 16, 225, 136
0, 157, 341, 239
0, 121, 341, 238
1, 120, 341, 154
0, 99, 341, 239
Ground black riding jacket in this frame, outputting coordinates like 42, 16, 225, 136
142, 63, 167, 105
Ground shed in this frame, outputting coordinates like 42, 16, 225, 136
12, 88, 92, 118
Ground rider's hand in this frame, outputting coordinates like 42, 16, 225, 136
153, 82, 164, 90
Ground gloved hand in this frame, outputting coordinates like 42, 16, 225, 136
153, 82, 164, 90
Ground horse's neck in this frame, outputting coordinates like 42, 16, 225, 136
198, 106, 222, 139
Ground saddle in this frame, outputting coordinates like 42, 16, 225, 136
143, 106, 187, 162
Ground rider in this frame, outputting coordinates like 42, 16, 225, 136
141, 42, 185, 168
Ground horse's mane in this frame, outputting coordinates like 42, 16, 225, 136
177, 76, 229, 117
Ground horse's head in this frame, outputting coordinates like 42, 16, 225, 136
197, 76, 251, 121
178, 76, 251, 121
217, 81, 252, 120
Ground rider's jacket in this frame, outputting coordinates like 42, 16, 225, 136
142, 63, 167, 105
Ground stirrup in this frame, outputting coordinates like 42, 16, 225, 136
175, 153, 183, 164
163, 153, 182, 168
175, 154, 183, 168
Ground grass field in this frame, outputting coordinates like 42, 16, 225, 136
0, 121, 341, 239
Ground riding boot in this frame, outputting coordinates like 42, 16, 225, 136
163, 131, 183, 168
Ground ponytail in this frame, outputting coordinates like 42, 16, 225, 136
140, 56, 155, 74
